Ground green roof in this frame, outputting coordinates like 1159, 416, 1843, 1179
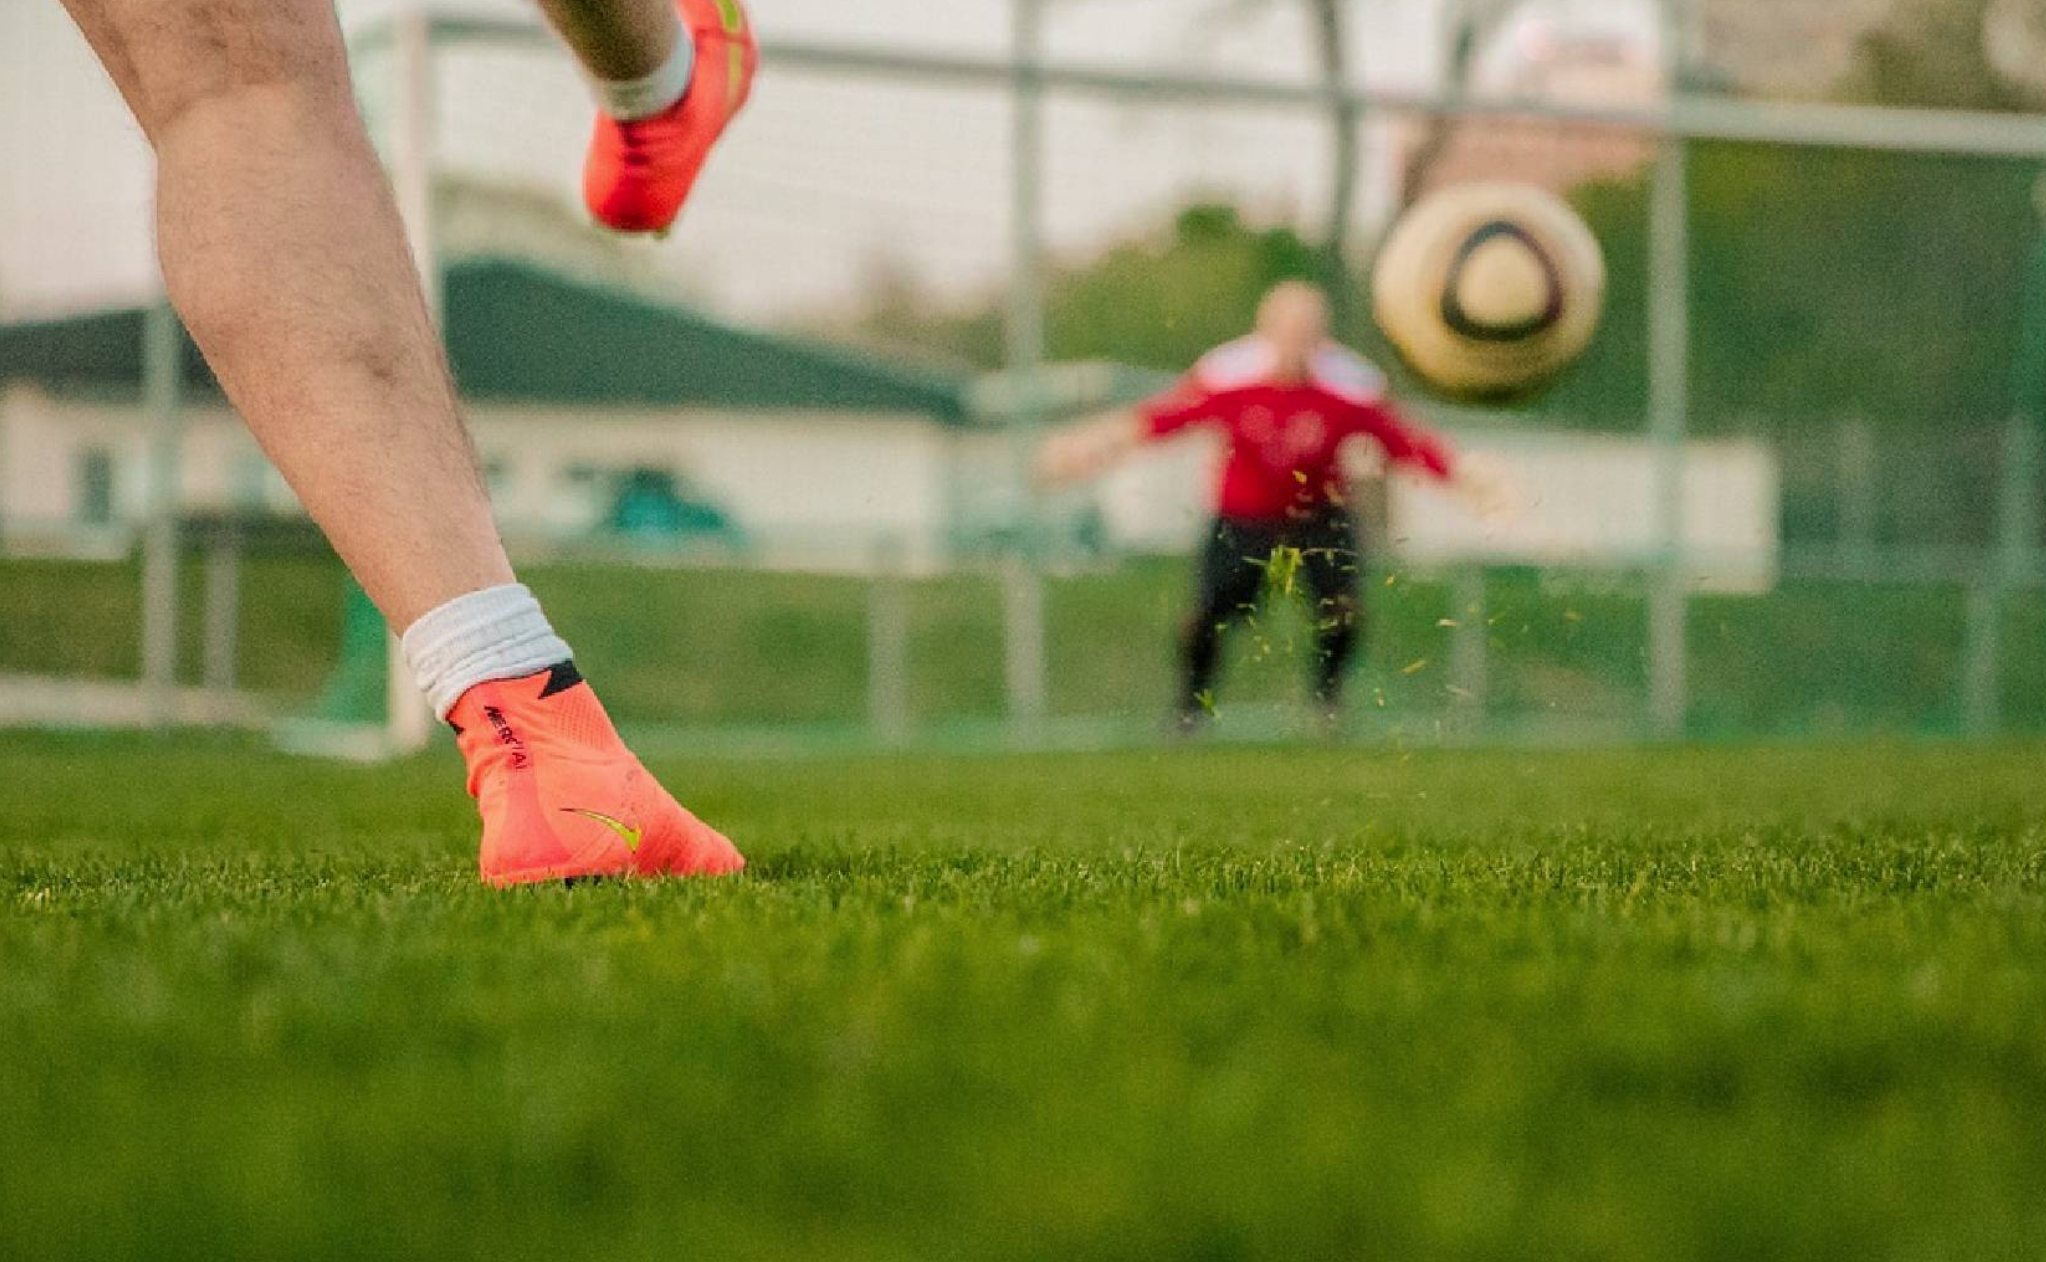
968, 360, 1174, 425
0, 304, 214, 398
0, 256, 967, 422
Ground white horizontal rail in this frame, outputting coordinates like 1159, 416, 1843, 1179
349, 12, 2046, 159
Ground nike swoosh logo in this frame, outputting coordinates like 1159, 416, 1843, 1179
562, 808, 643, 853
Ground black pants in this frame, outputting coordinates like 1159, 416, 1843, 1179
1181, 508, 1365, 714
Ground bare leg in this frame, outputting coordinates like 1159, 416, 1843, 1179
59, 0, 514, 629
59, 0, 746, 885
529, 0, 680, 80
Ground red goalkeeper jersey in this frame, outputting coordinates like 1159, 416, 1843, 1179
1138, 337, 1456, 522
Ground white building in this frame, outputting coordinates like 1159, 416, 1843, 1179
0, 257, 980, 572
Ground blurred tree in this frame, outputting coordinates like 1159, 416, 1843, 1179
839, 251, 1006, 371
1204, 0, 1363, 321
841, 203, 1321, 372
1550, 143, 2038, 435
1842, 0, 2033, 110
1042, 203, 1322, 367
1220, 0, 1522, 321
1397, 0, 1524, 206
1545, 0, 2046, 435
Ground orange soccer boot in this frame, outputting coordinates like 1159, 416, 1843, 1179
450, 664, 745, 887
582, 0, 758, 234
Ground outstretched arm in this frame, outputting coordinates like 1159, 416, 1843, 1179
1035, 377, 1219, 486
1036, 411, 1149, 485
1351, 401, 1520, 523
1352, 400, 1457, 482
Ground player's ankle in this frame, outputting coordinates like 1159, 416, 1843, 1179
400, 583, 573, 722
587, 15, 694, 121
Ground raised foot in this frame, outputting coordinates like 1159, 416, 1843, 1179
582, 0, 758, 235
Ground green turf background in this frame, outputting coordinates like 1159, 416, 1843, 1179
5, 555, 2041, 738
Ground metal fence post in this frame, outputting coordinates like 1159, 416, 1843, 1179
1970, 412, 2046, 737
868, 536, 911, 745
1962, 573, 2001, 737
141, 302, 183, 726
1646, 123, 1690, 740
1450, 564, 1488, 731
1002, 553, 1047, 729
1837, 416, 1878, 566
202, 523, 242, 699
1002, 0, 1049, 730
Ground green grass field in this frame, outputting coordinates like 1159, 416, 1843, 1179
5, 734, 2045, 1260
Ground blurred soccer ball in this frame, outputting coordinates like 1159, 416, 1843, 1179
1372, 182, 1606, 401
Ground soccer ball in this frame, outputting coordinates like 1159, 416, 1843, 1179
1372, 182, 1606, 400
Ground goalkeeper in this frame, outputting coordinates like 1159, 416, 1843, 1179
1039, 282, 1506, 728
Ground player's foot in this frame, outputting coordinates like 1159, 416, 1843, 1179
582, 0, 758, 234
450, 663, 745, 887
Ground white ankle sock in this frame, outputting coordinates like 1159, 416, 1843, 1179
401, 583, 574, 721
590, 23, 695, 121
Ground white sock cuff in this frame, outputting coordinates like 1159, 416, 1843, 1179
590, 25, 695, 121
401, 583, 574, 721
